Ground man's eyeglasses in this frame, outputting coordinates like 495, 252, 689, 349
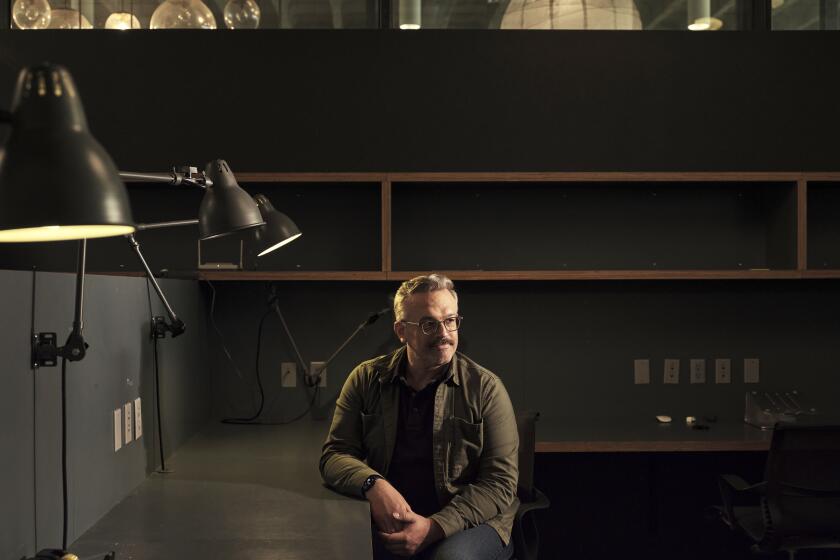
401, 315, 463, 336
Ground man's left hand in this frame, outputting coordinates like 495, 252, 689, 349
377, 511, 443, 557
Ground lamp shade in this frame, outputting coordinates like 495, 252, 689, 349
199, 159, 264, 240
253, 194, 302, 257
0, 64, 135, 242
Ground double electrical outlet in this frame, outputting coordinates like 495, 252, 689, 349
114, 398, 142, 452
281, 362, 327, 388
633, 358, 760, 385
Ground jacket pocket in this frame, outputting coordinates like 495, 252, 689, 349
448, 417, 483, 480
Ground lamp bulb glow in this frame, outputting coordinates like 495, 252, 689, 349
223, 0, 260, 28
105, 11, 141, 28
150, 0, 217, 29
11, 0, 51, 29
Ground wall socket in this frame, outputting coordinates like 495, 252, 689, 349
690, 359, 706, 384
664, 359, 680, 384
114, 408, 122, 452
633, 359, 650, 384
134, 398, 143, 439
281, 362, 297, 387
124, 402, 133, 444
744, 358, 760, 383
715, 358, 731, 384
310, 362, 327, 388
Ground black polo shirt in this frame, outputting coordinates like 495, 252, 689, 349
387, 360, 450, 517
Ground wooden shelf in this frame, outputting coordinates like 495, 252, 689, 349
181, 270, 840, 281
197, 270, 388, 281
386, 270, 805, 281
101, 172, 840, 281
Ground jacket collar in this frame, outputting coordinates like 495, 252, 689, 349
378, 346, 461, 386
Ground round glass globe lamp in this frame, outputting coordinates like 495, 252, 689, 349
223, 0, 260, 28
150, 0, 217, 29
105, 11, 141, 28
12, 0, 51, 29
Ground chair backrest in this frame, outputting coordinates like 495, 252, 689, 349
763, 423, 840, 543
516, 411, 539, 503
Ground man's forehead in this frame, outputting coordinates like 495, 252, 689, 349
403, 290, 458, 315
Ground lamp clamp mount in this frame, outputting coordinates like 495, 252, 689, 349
32, 331, 89, 369
151, 315, 186, 339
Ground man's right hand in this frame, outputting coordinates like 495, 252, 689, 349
366, 478, 412, 534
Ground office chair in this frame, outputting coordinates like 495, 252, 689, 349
513, 411, 550, 560
717, 423, 840, 560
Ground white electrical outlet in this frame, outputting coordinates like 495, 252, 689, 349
134, 398, 143, 439
664, 359, 680, 384
124, 402, 133, 444
690, 359, 706, 384
281, 362, 297, 387
114, 408, 122, 452
715, 358, 731, 384
633, 359, 650, 384
744, 358, 760, 383
311, 361, 327, 388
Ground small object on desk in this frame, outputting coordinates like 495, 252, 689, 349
685, 416, 697, 425
656, 415, 672, 423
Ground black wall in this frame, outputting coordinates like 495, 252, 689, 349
0, 31, 838, 173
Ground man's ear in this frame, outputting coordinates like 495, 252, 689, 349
394, 320, 405, 343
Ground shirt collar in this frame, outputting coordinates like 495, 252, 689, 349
379, 346, 460, 386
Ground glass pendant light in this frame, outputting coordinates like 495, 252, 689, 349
11, 0, 51, 29
223, 0, 260, 28
105, 12, 141, 28
150, 0, 217, 29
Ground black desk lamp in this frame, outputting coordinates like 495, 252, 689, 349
0, 63, 300, 560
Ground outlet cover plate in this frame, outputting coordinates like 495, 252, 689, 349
114, 408, 122, 451
124, 403, 133, 444
690, 359, 706, 384
715, 358, 731, 384
634, 359, 650, 384
744, 358, 760, 383
664, 359, 680, 384
134, 398, 143, 439
311, 361, 327, 388
281, 362, 297, 387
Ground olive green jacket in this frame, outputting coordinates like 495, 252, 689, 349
319, 347, 519, 544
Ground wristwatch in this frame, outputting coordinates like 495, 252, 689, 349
361, 474, 383, 497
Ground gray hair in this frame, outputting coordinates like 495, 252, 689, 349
393, 273, 458, 321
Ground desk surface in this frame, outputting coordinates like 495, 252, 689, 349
72, 420, 371, 560
536, 419, 773, 453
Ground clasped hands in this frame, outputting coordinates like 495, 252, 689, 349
367, 478, 443, 557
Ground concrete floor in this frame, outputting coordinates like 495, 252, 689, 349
70, 420, 372, 560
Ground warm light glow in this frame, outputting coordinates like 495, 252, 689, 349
399, 23, 420, 29
688, 17, 722, 31
105, 12, 141, 28
0, 224, 135, 242
11, 0, 51, 29
257, 233, 302, 257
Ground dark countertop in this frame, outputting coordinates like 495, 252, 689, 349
71, 420, 372, 560
536, 418, 773, 452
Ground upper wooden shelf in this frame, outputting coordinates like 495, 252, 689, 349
232, 171, 840, 183
187, 270, 840, 281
